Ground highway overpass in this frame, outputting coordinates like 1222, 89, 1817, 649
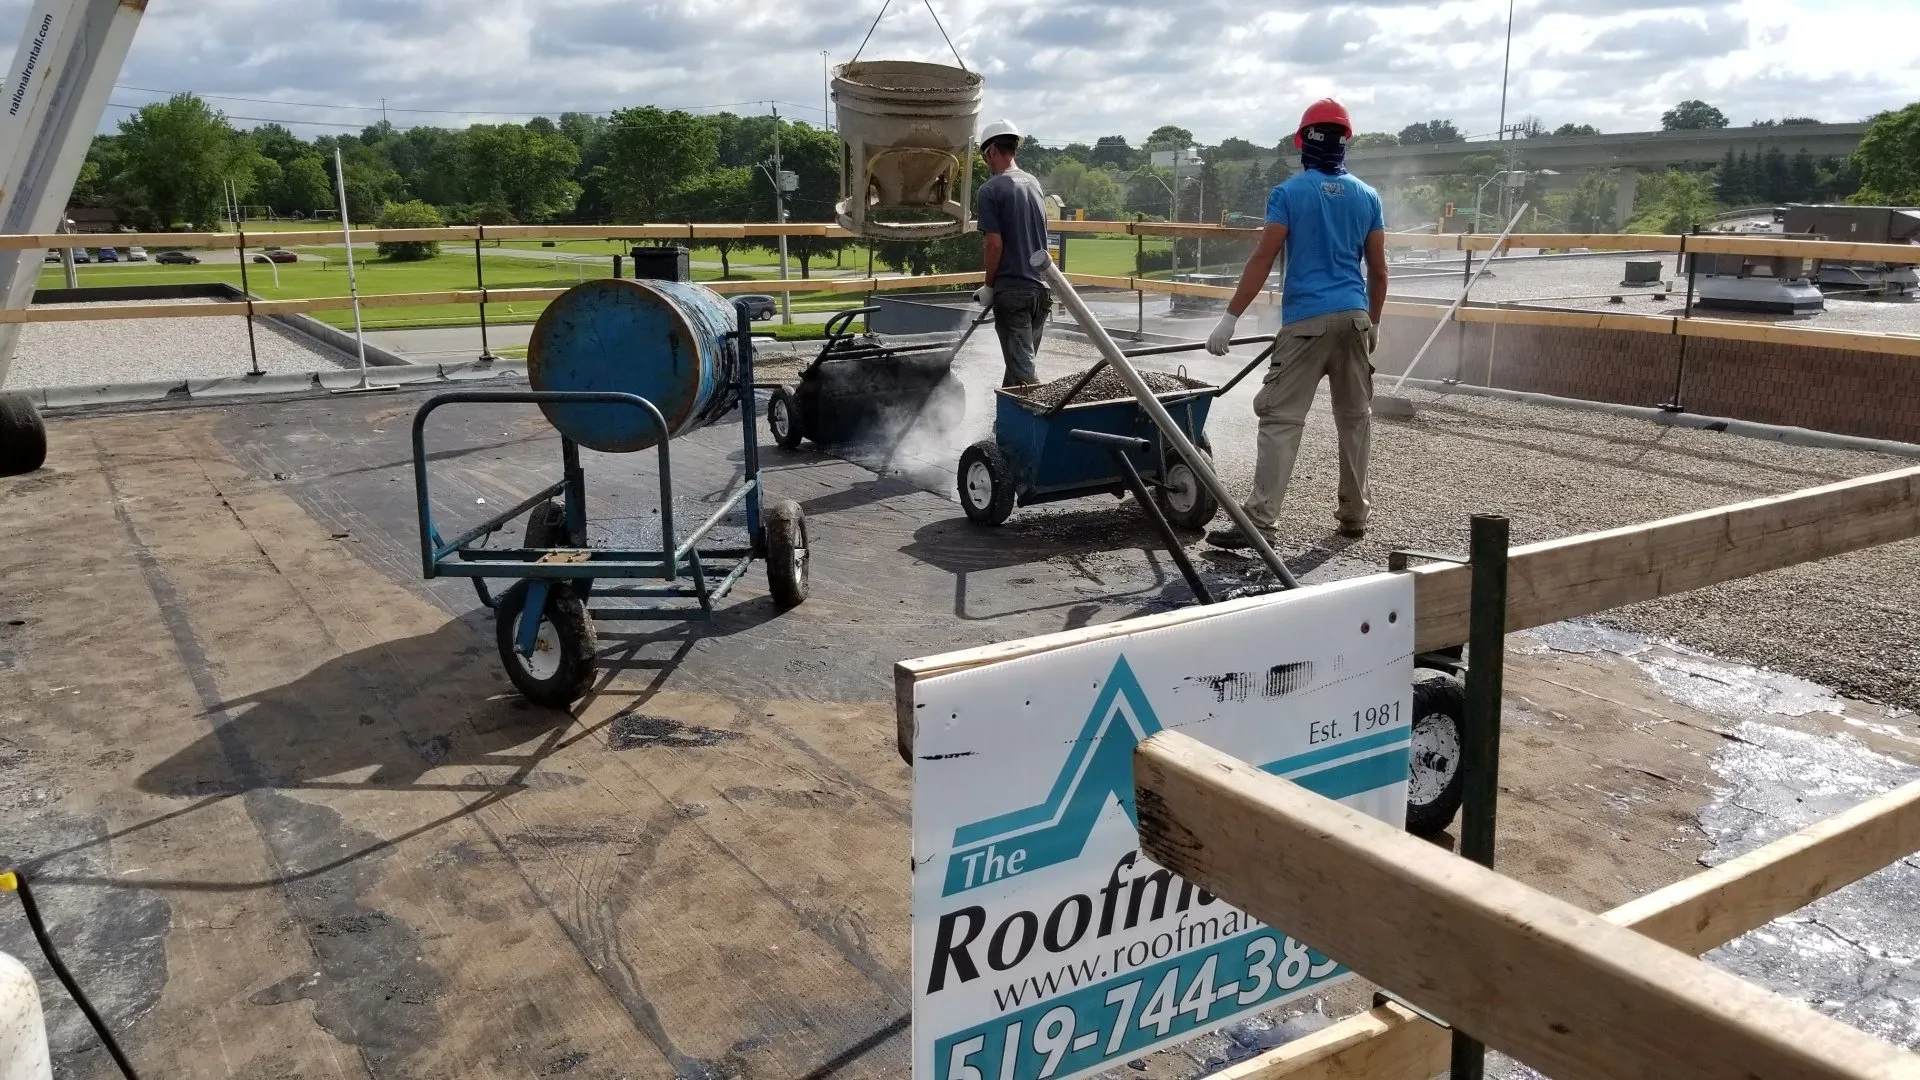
1341, 122, 1868, 182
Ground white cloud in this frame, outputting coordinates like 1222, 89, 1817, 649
0, 0, 1909, 145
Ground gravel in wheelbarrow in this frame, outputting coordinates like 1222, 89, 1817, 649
1007, 367, 1209, 408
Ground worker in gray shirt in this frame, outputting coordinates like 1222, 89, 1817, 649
973, 119, 1051, 387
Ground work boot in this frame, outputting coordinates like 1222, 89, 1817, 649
1206, 523, 1276, 551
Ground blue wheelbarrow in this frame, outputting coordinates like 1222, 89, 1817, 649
954, 337, 1275, 530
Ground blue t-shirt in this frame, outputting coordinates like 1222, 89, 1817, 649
1265, 170, 1385, 325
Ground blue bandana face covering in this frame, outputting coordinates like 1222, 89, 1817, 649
1299, 125, 1348, 174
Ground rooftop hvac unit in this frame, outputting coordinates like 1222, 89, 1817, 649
1783, 203, 1920, 296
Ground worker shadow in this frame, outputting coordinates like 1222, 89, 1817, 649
901, 506, 1195, 621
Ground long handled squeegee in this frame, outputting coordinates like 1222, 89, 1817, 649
1373, 203, 1527, 419
945, 305, 993, 363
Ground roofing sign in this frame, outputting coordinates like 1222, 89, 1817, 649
909, 574, 1413, 1080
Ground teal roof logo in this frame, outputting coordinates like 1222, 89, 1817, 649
942, 656, 1160, 897
938, 654, 1414, 900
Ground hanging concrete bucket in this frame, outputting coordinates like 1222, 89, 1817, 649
832, 60, 983, 240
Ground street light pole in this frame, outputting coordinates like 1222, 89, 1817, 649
821, 51, 831, 131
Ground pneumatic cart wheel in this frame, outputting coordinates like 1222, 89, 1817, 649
0, 392, 47, 476
958, 441, 1015, 526
1405, 674, 1466, 838
495, 580, 598, 708
767, 387, 805, 451
1156, 447, 1219, 530
763, 500, 810, 609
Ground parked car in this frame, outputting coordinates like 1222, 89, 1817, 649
72, 248, 90, 263
735, 294, 778, 322
96, 247, 118, 262
154, 250, 201, 265
252, 249, 297, 264
44, 248, 58, 262
126, 246, 148, 261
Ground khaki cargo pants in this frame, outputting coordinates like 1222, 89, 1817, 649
1241, 309, 1374, 534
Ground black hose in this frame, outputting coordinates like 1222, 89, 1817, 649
4, 871, 142, 1079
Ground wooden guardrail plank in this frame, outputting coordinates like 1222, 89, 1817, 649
1410, 464, 1920, 652
897, 465, 1920, 759
1462, 233, 1683, 253
1211, 776, 1920, 1080
1135, 732, 1920, 1080
1688, 235, 1920, 265
1454, 306, 1675, 333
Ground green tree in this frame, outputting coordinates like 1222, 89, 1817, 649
1788, 151, 1820, 201
597, 106, 718, 222
1043, 160, 1090, 205
1849, 102, 1920, 204
672, 167, 756, 276
114, 94, 256, 227
1075, 170, 1123, 219
1398, 119, 1463, 144
1714, 149, 1748, 204
374, 200, 444, 260
461, 123, 582, 223
1209, 137, 1260, 160
1144, 125, 1195, 151
1660, 100, 1728, 130
1759, 147, 1790, 203
1552, 123, 1601, 137
275, 156, 334, 217
1349, 131, 1399, 149
762, 122, 848, 277
1090, 135, 1136, 168
1562, 172, 1620, 232
1629, 168, 1717, 233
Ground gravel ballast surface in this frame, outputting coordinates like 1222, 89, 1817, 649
936, 327, 1920, 712
1006, 366, 1202, 408
2, 299, 357, 389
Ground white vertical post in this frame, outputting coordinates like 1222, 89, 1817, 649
774, 105, 793, 325
334, 147, 370, 388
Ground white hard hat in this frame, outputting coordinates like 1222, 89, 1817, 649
979, 119, 1023, 145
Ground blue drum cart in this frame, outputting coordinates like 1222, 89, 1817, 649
412, 281, 809, 708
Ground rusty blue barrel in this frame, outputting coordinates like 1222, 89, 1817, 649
526, 278, 741, 452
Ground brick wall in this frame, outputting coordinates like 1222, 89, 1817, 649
1370, 307, 1920, 444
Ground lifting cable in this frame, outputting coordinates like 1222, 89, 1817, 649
2, 869, 142, 1079
849, 0, 968, 70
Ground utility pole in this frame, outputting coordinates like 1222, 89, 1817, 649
380, 97, 388, 127
821, 51, 832, 131
773, 104, 792, 325
1496, 0, 1515, 225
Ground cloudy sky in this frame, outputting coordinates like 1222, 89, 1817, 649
7, 0, 1917, 147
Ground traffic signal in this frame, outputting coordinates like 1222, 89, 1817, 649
1444, 202, 1455, 217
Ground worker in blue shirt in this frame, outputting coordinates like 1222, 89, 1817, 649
1203, 98, 1389, 548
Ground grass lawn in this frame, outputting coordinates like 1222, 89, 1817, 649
1058, 234, 1172, 278
40, 250, 866, 330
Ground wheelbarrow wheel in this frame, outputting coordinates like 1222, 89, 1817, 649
1156, 447, 1219, 531
524, 501, 592, 598
1405, 674, 1466, 838
763, 500, 810, 609
958, 441, 1015, 526
0, 392, 47, 476
495, 580, 598, 709
767, 387, 805, 451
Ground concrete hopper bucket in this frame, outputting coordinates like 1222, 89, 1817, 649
833, 60, 982, 240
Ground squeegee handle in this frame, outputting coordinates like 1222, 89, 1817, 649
1387, 202, 1528, 396
944, 307, 994, 363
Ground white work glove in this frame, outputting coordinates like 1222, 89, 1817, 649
1367, 322, 1379, 355
973, 284, 994, 308
1206, 312, 1239, 356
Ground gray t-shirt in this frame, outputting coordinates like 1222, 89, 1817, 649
976, 167, 1050, 290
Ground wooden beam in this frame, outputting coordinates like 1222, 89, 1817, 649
1410, 464, 1920, 652
1050, 219, 1134, 235
1213, 776, 1920, 1080
1688, 234, 1920, 265
1681, 317, 1920, 359
897, 465, 1920, 758
1062, 272, 1135, 290
1454, 306, 1674, 333
1135, 731, 1920, 1080
1610, 777, 1920, 956
1463, 233, 1684, 253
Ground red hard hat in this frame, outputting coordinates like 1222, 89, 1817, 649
1294, 98, 1353, 148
